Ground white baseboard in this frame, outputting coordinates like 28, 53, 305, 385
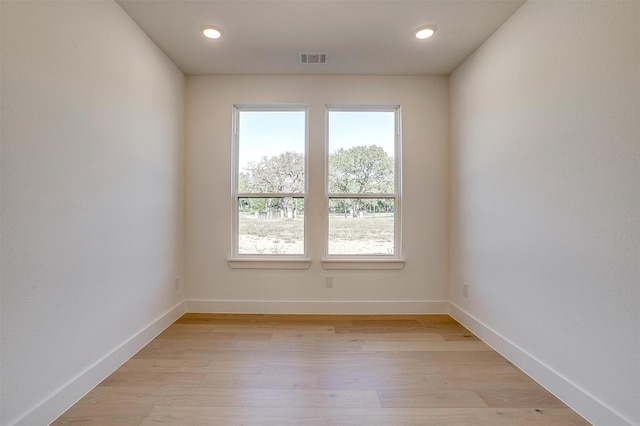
449, 302, 634, 426
186, 299, 449, 314
12, 301, 186, 426
21, 300, 629, 425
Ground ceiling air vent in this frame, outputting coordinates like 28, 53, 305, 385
299, 52, 328, 64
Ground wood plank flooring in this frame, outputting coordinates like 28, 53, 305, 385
53, 314, 589, 425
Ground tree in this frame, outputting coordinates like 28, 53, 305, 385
328, 145, 394, 217
239, 146, 394, 219
240, 151, 304, 218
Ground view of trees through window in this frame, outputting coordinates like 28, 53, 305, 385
327, 109, 397, 255
234, 107, 399, 256
236, 109, 306, 255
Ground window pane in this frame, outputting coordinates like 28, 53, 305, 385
238, 197, 304, 255
328, 198, 395, 255
238, 111, 305, 194
328, 111, 395, 194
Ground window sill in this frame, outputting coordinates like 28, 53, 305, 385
228, 257, 312, 270
321, 258, 405, 270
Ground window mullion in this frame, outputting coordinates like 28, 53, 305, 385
328, 193, 396, 199
238, 193, 305, 198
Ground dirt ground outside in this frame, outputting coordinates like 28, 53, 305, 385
238, 215, 394, 255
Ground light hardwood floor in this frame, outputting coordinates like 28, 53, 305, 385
53, 314, 589, 425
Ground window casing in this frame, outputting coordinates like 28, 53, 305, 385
229, 104, 403, 270
325, 106, 402, 260
231, 106, 308, 262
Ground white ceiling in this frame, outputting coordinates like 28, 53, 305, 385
117, 0, 526, 76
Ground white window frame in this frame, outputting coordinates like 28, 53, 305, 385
321, 105, 404, 270
228, 105, 311, 269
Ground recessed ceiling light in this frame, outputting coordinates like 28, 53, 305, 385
414, 26, 436, 40
201, 26, 223, 39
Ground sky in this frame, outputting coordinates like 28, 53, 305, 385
238, 110, 396, 170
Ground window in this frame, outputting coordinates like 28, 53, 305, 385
326, 106, 401, 258
232, 106, 307, 259
230, 105, 403, 270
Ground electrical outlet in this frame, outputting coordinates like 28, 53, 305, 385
174, 278, 180, 290
463, 282, 469, 297
324, 276, 334, 288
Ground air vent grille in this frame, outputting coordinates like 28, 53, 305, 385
299, 52, 328, 64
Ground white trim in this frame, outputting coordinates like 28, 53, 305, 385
321, 258, 405, 270
448, 302, 634, 426
231, 105, 309, 258
236, 192, 305, 198
187, 299, 448, 314
227, 257, 312, 269
10, 302, 186, 426
325, 106, 402, 258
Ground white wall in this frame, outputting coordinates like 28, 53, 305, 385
0, 1, 186, 424
449, 1, 639, 425
185, 75, 449, 313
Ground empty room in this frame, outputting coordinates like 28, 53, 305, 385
1, 0, 638, 425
